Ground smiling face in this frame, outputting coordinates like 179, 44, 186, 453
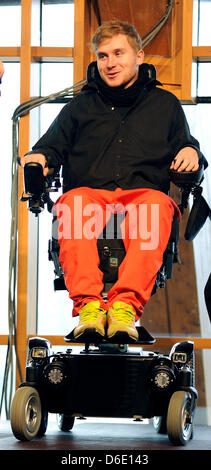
96, 34, 144, 89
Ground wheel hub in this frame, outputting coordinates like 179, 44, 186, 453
25, 395, 39, 432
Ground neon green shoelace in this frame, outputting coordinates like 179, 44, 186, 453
111, 308, 134, 325
80, 307, 105, 322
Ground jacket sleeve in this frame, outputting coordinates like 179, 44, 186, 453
169, 97, 208, 169
25, 102, 76, 168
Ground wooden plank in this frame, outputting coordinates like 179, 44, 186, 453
26, 334, 211, 350
133, 0, 173, 57
0, 335, 14, 346
16, 0, 32, 387
73, 0, 91, 83
1, 334, 211, 351
97, 0, 172, 57
180, 0, 194, 101
192, 46, 211, 61
171, 0, 182, 86
89, 0, 100, 63
97, 0, 131, 25
142, 288, 170, 336
31, 46, 74, 59
0, 47, 20, 57
145, 56, 174, 84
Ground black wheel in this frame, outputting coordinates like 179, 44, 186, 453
167, 391, 193, 445
10, 386, 42, 441
56, 414, 75, 431
152, 415, 167, 434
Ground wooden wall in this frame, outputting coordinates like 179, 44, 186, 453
89, 0, 195, 101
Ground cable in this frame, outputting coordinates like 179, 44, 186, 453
0, 1, 174, 418
142, 0, 175, 49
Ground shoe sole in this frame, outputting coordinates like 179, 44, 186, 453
107, 331, 138, 344
74, 327, 105, 343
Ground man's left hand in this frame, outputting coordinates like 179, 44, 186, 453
170, 147, 199, 172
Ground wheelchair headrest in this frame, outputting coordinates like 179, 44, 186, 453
169, 164, 204, 189
86, 61, 157, 83
87, 61, 97, 82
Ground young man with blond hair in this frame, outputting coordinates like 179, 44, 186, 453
21, 21, 206, 342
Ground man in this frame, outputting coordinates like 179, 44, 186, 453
20, 21, 206, 342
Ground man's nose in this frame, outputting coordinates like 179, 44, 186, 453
107, 56, 116, 68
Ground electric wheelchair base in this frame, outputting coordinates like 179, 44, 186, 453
10, 332, 197, 446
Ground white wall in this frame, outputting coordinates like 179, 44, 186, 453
184, 103, 211, 424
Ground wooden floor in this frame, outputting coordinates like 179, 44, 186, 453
1, 418, 211, 460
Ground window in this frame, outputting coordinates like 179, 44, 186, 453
0, 1, 21, 46
198, 0, 211, 45
197, 63, 211, 96
41, 0, 74, 47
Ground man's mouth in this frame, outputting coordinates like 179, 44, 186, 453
106, 71, 120, 79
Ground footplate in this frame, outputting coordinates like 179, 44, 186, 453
64, 326, 155, 345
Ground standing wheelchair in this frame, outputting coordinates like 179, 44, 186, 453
10, 159, 210, 445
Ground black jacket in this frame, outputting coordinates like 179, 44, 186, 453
28, 63, 207, 194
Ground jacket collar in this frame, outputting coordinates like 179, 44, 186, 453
82, 61, 162, 94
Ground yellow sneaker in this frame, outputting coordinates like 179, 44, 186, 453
107, 301, 138, 342
74, 301, 107, 340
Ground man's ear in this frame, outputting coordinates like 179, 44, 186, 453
136, 49, 145, 65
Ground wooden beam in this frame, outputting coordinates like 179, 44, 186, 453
180, 0, 194, 101
192, 46, 211, 61
1, 332, 210, 350
0, 47, 20, 57
31, 46, 74, 59
16, 0, 32, 387
26, 335, 211, 350
89, 0, 100, 63
73, 0, 91, 83
0, 335, 14, 346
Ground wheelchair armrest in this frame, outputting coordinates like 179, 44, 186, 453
21, 162, 61, 216
168, 164, 210, 240
23, 162, 45, 195
168, 164, 204, 189
169, 164, 204, 213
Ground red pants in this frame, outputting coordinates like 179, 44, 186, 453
54, 187, 180, 320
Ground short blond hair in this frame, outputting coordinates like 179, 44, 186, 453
91, 20, 142, 53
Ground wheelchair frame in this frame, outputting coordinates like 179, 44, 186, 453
10, 161, 210, 445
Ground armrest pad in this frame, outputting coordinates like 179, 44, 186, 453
169, 164, 204, 189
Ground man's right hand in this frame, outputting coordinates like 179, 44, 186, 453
20, 153, 49, 177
